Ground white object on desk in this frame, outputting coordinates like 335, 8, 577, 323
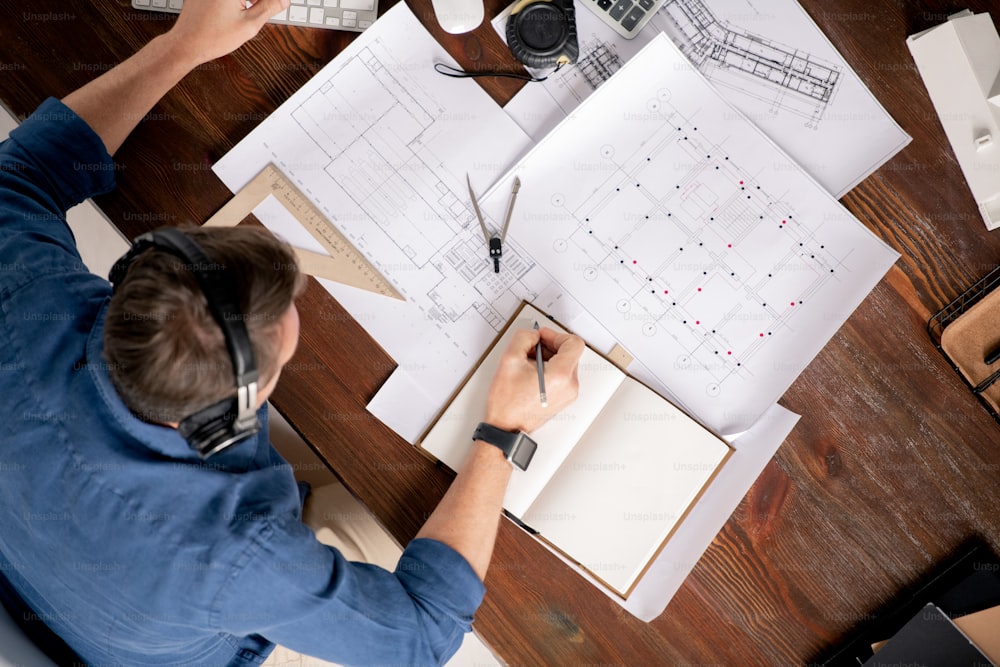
431, 0, 485, 33
908, 10, 1000, 231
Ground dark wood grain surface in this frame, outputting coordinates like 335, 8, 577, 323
2, 0, 999, 664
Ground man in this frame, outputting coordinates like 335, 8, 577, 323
0, 0, 584, 665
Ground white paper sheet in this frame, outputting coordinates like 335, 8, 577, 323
498, 0, 911, 198
478, 34, 899, 434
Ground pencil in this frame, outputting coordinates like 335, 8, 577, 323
534, 321, 547, 407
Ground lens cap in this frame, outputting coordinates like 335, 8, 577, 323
515, 3, 568, 55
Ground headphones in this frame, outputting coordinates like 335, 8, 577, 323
108, 228, 261, 458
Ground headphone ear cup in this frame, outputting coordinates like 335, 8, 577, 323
178, 398, 260, 458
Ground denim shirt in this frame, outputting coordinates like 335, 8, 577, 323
0, 98, 484, 666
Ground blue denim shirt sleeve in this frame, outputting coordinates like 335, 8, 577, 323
216, 516, 486, 666
0, 97, 115, 289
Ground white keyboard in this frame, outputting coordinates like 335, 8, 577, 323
131, 0, 378, 33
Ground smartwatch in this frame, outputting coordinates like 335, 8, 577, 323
473, 422, 537, 471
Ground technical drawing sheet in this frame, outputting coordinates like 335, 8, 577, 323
213, 2, 547, 413
480, 34, 899, 434
498, 0, 911, 198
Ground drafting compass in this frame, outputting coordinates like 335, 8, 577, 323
467, 174, 520, 273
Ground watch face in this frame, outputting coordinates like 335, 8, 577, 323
510, 434, 538, 470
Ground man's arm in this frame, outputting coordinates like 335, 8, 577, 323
62, 0, 288, 156
416, 327, 584, 579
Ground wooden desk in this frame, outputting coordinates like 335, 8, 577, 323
2, 1, 999, 663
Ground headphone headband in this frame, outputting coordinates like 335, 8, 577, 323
109, 227, 261, 457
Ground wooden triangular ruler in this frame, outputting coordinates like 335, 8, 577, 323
205, 164, 404, 300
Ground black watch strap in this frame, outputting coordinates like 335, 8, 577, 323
473, 422, 537, 471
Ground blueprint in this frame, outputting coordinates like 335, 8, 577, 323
499, 0, 911, 197
214, 3, 546, 405
480, 34, 899, 433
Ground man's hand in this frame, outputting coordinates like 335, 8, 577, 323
63, 0, 289, 155
170, 0, 291, 67
484, 327, 584, 433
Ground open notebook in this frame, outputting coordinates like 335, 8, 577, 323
418, 302, 732, 597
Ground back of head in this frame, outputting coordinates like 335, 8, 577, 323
103, 226, 303, 425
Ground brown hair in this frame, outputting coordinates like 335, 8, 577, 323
103, 225, 305, 424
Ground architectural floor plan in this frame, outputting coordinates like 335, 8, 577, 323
215, 4, 546, 408
485, 34, 899, 433
660, 0, 840, 127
